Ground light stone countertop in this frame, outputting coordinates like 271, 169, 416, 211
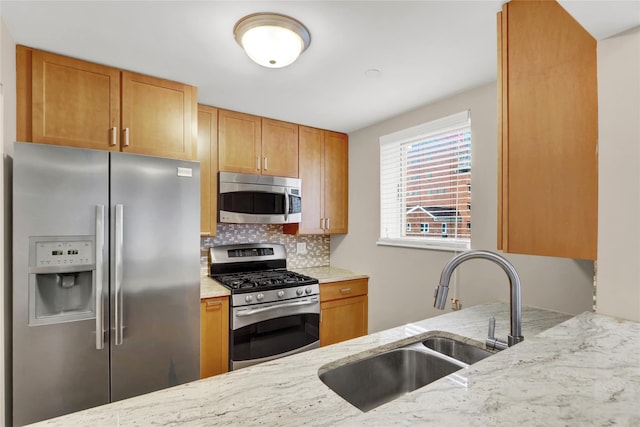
291, 265, 368, 283
30, 303, 640, 426
200, 276, 230, 299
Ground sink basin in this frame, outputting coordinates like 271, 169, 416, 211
318, 346, 463, 412
422, 336, 493, 365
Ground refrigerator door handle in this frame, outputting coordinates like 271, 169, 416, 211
114, 204, 124, 346
95, 205, 105, 350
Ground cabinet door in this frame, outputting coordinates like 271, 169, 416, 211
218, 109, 262, 174
498, 1, 597, 260
320, 295, 368, 347
261, 118, 299, 178
200, 297, 229, 378
121, 71, 197, 160
323, 131, 349, 234
198, 105, 219, 236
294, 126, 324, 234
27, 47, 120, 150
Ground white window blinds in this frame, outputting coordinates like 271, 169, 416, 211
378, 110, 471, 251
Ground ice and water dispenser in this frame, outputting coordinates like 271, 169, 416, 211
28, 236, 96, 325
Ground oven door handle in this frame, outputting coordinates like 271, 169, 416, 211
236, 299, 317, 317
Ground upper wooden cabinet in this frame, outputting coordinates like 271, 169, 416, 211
218, 109, 262, 174
284, 127, 348, 235
198, 105, 219, 236
218, 109, 299, 178
120, 71, 197, 160
17, 46, 198, 160
261, 118, 299, 178
497, 0, 597, 260
323, 131, 349, 234
19, 47, 120, 151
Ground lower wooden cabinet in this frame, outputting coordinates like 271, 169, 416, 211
200, 296, 229, 378
319, 278, 368, 347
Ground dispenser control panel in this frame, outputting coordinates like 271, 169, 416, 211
35, 240, 93, 267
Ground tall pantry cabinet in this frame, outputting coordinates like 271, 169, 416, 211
497, 0, 598, 260
198, 104, 219, 236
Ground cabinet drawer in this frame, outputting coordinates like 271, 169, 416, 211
320, 278, 368, 302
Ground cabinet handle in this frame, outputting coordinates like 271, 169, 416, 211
110, 127, 117, 146
122, 128, 130, 147
327, 218, 331, 230
206, 300, 222, 307
264, 156, 268, 171
257, 156, 261, 171
340, 288, 352, 293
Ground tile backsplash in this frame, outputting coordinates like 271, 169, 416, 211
201, 224, 329, 275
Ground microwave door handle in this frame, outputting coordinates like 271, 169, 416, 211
284, 187, 289, 222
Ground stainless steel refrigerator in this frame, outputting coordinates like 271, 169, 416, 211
12, 142, 200, 426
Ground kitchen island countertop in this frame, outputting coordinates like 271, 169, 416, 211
31, 303, 640, 426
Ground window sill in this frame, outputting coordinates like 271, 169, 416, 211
376, 238, 470, 252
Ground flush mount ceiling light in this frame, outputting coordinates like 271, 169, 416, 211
234, 13, 311, 68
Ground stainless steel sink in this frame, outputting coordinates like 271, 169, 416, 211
422, 336, 493, 365
318, 345, 463, 412
319, 333, 497, 412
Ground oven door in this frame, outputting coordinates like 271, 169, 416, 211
230, 296, 320, 370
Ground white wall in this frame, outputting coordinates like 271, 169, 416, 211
596, 27, 640, 322
331, 83, 595, 334
1, 12, 16, 424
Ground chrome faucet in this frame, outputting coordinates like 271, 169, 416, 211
433, 250, 524, 350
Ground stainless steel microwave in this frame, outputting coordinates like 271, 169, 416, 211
218, 172, 302, 224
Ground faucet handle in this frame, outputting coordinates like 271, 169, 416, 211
488, 316, 496, 338
486, 317, 508, 351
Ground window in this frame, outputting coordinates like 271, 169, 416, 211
378, 110, 471, 251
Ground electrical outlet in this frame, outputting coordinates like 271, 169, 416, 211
296, 242, 307, 255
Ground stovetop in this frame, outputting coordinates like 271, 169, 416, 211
209, 243, 320, 296
213, 269, 318, 294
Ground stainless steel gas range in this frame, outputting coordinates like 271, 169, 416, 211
209, 243, 320, 370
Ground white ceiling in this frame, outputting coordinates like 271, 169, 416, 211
1, 1, 638, 133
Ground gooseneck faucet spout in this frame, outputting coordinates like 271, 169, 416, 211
433, 250, 524, 348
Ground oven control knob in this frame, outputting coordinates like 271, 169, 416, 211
245, 295, 253, 303
277, 290, 285, 298
257, 293, 264, 301
296, 288, 303, 296
305, 287, 312, 294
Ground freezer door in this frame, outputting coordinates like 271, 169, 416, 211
12, 142, 110, 426
110, 152, 200, 402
